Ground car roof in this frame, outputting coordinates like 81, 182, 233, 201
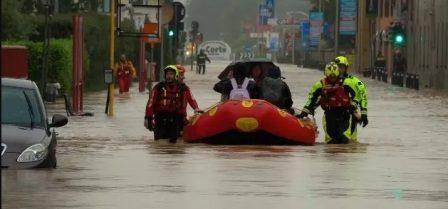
1, 78, 37, 89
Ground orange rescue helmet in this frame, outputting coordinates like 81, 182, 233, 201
176, 64, 186, 75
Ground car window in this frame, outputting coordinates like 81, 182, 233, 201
1, 86, 44, 127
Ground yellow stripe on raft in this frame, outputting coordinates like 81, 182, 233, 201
241, 100, 254, 108
235, 117, 259, 132
277, 109, 288, 117
209, 106, 218, 116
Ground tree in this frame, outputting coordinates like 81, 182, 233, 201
1, 0, 36, 41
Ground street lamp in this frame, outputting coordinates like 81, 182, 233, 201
40, 0, 51, 98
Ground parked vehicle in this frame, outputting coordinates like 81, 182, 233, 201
1, 45, 28, 79
1, 78, 67, 169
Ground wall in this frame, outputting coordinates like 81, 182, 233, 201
407, 0, 448, 90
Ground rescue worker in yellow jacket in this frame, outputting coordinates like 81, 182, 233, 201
334, 56, 368, 141
296, 63, 357, 144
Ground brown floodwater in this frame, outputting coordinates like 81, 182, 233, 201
2, 61, 448, 209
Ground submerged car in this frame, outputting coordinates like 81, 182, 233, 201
1, 78, 68, 169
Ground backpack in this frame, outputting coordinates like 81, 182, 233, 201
229, 78, 250, 100
260, 77, 284, 106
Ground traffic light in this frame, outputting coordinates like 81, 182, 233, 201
167, 2, 186, 57
168, 29, 175, 37
389, 23, 406, 47
394, 33, 404, 44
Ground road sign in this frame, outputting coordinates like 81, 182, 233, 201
301, 21, 310, 48
258, 4, 269, 25
339, 0, 357, 35
117, 0, 161, 38
309, 12, 323, 47
276, 18, 303, 25
277, 18, 288, 25
172, 2, 185, 21
265, 0, 275, 18
198, 41, 232, 60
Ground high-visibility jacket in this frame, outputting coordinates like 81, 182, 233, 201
343, 74, 368, 115
302, 78, 356, 115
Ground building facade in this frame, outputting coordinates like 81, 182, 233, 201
356, 0, 448, 90
406, 0, 448, 89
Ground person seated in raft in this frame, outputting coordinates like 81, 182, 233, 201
213, 62, 259, 100
259, 66, 294, 114
249, 64, 265, 86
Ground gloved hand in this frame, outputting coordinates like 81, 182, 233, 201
295, 111, 308, 119
144, 116, 154, 131
360, 114, 368, 127
194, 109, 204, 114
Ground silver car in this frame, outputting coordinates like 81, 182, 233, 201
1, 78, 68, 168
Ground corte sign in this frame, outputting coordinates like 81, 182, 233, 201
198, 41, 232, 60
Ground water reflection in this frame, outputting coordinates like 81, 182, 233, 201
2, 62, 448, 209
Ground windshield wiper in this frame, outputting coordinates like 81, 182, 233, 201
22, 91, 35, 129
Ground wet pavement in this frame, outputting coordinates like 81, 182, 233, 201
2, 61, 448, 209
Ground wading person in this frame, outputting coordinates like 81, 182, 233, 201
260, 66, 294, 113
115, 54, 136, 95
296, 63, 357, 144
196, 49, 211, 74
144, 65, 184, 143
175, 64, 202, 128
334, 56, 369, 141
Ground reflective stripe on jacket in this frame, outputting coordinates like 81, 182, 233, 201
343, 75, 368, 114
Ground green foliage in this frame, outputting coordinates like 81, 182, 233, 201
26, 13, 73, 42
115, 18, 139, 65
83, 13, 139, 91
1, 0, 37, 41
3, 39, 74, 94
47, 39, 73, 94
83, 13, 110, 91
2, 1, 139, 92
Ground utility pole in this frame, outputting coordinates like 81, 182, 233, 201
41, 0, 51, 97
107, 0, 115, 116
334, 0, 340, 56
318, 0, 322, 65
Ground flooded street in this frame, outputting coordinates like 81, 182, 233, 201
2, 62, 448, 209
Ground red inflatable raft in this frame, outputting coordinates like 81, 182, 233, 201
183, 99, 317, 145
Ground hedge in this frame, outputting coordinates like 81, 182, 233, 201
4, 12, 139, 92
4, 39, 76, 94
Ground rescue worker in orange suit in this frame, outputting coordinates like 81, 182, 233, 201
144, 65, 184, 143
296, 63, 357, 144
175, 64, 203, 127
115, 54, 136, 94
